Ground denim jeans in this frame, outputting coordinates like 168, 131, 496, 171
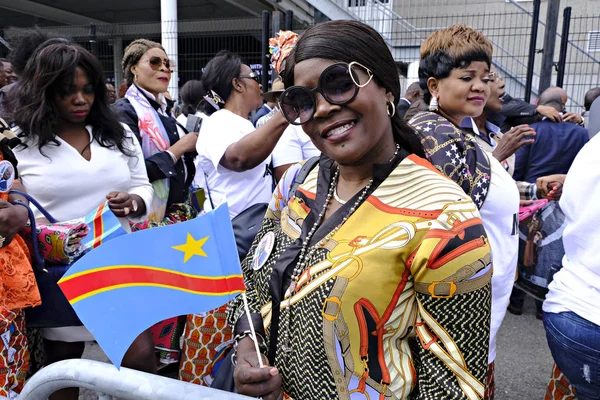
544, 311, 600, 400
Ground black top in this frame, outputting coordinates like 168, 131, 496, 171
500, 93, 540, 131
113, 91, 196, 209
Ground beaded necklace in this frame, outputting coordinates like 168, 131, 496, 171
280, 143, 400, 353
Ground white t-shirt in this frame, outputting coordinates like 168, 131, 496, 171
14, 124, 154, 343
543, 135, 600, 326
272, 125, 320, 168
479, 154, 520, 363
196, 109, 273, 219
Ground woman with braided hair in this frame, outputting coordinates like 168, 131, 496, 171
114, 39, 198, 229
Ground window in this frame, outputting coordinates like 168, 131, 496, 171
588, 31, 600, 52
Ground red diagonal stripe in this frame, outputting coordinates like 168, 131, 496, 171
92, 204, 105, 249
60, 267, 246, 302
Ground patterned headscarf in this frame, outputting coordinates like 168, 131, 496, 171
269, 30, 299, 75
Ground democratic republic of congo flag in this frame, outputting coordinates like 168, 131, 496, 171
58, 204, 245, 368
80, 202, 127, 252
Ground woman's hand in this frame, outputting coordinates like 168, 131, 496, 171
169, 132, 199, 160
537, 105, 562, 122
0, 200, 29, 247
233, 337, 283, 400
536, 174, 566, 200
106, 192, 144, 218
492, 125, 535, 162
563, 112, 584, 125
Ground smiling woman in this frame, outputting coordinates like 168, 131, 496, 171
409, 24, 521, 400
223, 20, 493, 400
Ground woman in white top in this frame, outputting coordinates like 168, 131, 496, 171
195, 51, 289, 220
409, 25, 519, 399
542, 134, 600, 400
9, 42, 155, 400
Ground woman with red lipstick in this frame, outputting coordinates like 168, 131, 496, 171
224, 20, 493, 400
115, 39, 198, 228
410, 25, 520, 400
10, 42, 155, 400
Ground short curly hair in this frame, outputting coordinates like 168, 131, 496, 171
122, 39, 165, 84
419, 25, 493, 103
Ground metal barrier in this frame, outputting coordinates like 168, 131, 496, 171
19, 359, 253, 400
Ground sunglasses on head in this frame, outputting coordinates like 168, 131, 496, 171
279, 61, 374, 125
147, 56, 174, 72
239, 71, 261, 84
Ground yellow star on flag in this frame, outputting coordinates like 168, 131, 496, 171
172, 234, 209, 263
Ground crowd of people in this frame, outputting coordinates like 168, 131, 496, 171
0, 19, 598, 400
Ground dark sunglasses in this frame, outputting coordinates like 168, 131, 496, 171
147, 56, 174, 72
239, 71, 261, 84
279, 62, 374, 125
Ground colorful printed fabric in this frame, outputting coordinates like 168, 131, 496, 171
0, 309, 29, 397
545, 363, 577, 400
130, 201, 197, 231
179, 304, 234, 386
269, 30, 299, 75
228, 154, 493, 399
125, 84, 171, 222
484, 361, 495, 400
19, 221, 89, 265
410, 111, 492, 209
0, 151, 40, 311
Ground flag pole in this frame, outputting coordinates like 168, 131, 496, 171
242, 292, 264, 368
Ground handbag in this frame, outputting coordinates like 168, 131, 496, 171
10, 190, 127, 328
203, 172, 268, 262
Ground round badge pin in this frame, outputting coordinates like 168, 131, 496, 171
0, 161, 15, 193
253, 231, 275, 271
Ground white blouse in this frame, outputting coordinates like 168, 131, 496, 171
15, 124, 153, 227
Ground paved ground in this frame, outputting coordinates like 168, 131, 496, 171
79, 297, 552, 399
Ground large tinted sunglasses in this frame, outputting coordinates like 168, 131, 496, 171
147, 56, 174, 72
279, 62, 374, 125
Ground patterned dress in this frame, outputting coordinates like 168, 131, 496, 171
228, 153, 493, 399
0, 152, 41, 396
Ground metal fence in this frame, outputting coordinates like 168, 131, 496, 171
560, 14, 600, 112
0, 18, 265, 91
355, 10, 538, 99
1, 9, 599, 109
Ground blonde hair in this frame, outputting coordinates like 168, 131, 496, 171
420, 24, 493, 60
122, 39, 165, 84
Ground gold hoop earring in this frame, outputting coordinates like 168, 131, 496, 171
386, 101, 396, 118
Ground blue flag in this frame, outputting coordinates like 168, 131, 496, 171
58, 204, 245, 368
